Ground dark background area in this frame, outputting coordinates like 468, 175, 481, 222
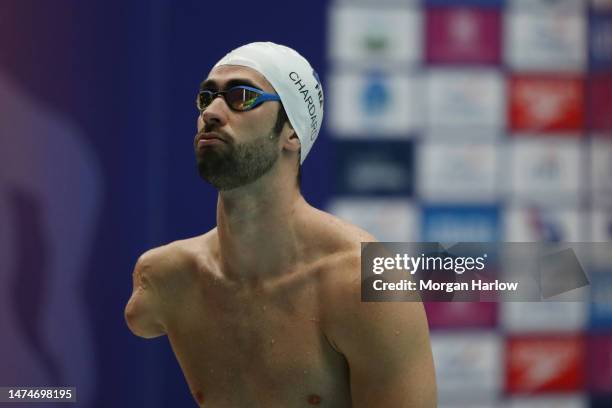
1, 1, 330, 406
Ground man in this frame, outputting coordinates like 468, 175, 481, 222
125, 42, 436, 407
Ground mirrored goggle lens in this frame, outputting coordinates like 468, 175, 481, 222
224, 87, 260, 111
196, 87, 262, 112
196, 91, 214, 111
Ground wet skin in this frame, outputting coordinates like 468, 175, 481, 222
126, 65, 436, 407
126, 210, 436, 407
133, 226, 356, 407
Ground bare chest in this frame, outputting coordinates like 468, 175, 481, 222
164, 272, 350, 407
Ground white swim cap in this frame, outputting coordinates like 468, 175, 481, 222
213, 42, 324, 164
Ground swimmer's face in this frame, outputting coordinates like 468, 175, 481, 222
194, 65, 281, 190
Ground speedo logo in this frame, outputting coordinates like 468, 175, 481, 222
289, 71, 320, 141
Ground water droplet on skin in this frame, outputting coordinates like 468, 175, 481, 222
270, 339, 276, 345
262, 305, 267, 311
394, 330, 401, 336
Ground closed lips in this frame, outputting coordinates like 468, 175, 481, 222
198, 132, 225, 142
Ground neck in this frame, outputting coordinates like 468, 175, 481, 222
215, 169, 307, 283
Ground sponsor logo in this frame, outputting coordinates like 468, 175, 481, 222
506, 11, 586, 70
333, 140, 414, 195
432, 333, 501, 399
504, 207, 584, 242
510, 75, 584, 131
427, 70, 504, 129
418, 142, 498, 201
506, 336, 584, 393
501, 302, 586, 333
361, 73, 390, 115
591, 17, 612, 64
326, 198, 417, 242
421, 206, 500, 242
426, 7, 501, 63
589, 271, 612, 329
329, 6, 422, 66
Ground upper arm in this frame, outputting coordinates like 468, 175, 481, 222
324, 256, 437, 408
124, 252, 167, 339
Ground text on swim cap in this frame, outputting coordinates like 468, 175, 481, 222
312, 70, 324, 110
289, 72, 319, 142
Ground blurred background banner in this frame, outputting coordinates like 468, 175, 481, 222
0, 0, 611, 407
326, 0, 611, 406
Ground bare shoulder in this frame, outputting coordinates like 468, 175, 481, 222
135, 229, 218, 284
126, 230, 219, 339
315, 239, 436, 406
319, 249, 428, 330
304, 207, 377, 253
311, 210, 432, 364
300, 207, 375, 302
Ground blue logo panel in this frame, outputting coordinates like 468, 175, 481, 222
332, 140, 414, 196
589, 11, 612, 71
589, 270, 612, 330
421, 205, 501, 242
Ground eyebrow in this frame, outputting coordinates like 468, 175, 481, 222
199, 78, 262, 91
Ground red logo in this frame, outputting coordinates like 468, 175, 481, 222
506, 335, 585, 393
509, 75, 584, 133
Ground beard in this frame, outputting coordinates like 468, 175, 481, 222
195, 130, 279, 191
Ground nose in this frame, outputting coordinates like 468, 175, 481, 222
201, 96, 229, 128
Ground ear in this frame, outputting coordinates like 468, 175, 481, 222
281, 123, 301, 154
